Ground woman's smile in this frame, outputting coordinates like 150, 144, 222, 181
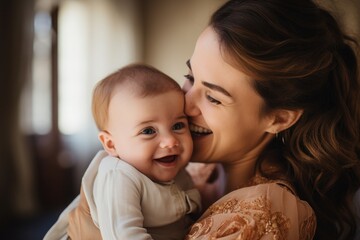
189, 123, 212, 136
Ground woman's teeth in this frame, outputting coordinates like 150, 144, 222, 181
189, 124, 212, 134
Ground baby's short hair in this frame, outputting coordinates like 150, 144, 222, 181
92, 63, 182, 130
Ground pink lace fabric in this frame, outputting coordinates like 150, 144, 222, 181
185, 176, 316, 240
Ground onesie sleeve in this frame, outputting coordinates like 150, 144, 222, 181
94, 160, 152, 240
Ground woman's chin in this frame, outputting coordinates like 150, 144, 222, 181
191, 135, 214, 163
191, 152, 225, 165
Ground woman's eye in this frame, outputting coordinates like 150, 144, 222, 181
141, 128, 156, 135
206, 94, 221, 105
172, 122, 186, 131
184, 74, 194, 85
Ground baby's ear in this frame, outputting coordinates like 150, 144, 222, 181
98, 131, 118, 157
266, 108, 303, 134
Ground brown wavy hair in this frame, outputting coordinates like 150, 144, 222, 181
210, 0, 360, 239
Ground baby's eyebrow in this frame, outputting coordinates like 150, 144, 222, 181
177, 115, 188, 121
202, 81, 232, 97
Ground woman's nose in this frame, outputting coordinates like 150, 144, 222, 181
159, 134, 179, 149
184, 89, 200, 117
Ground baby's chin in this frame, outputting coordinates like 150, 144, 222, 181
152, 175, 176, 184
150, 170, 179, 183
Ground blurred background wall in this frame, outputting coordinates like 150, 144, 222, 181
0, 0, 227, 239
0, 0, 359, 239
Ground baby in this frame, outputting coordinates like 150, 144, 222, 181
45, 63, 201, 240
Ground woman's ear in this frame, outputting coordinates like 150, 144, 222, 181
98, 131, 118, 157
266, 109, 303, 134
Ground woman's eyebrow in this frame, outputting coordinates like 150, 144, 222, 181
202, 81, 232, 97
186, 59, 231, 97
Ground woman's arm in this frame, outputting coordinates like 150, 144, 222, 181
68, 187, 102, 239
43, 195, 80, 240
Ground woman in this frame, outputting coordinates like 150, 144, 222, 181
48, 0, 360, 239
183, 0, 360, 239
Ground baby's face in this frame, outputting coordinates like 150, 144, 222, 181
105, 88, 193, 182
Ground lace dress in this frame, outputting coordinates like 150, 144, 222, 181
185, 176, 316, 240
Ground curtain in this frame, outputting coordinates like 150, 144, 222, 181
0, 0, 37, 224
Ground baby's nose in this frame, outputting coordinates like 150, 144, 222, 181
159, 135, 179, 149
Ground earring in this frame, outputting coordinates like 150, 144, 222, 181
276, 131, 285, 144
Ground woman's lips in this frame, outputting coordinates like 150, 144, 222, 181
189, 123, 212, 136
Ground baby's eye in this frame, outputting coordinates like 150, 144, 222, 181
141, 127, 156, 135
172, 122, 186, 131
206, 94, 221, 105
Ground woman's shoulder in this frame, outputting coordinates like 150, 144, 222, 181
186, 175, 316, 240
213, 176, 315, 225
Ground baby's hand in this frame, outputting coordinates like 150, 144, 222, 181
186, 163, 224, 210
186, 163, 217, 187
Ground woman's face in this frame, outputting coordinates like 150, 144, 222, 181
184, 27, 274, 164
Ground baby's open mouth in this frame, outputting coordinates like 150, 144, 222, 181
189, 123, 212, 136
155, 155, 177, 163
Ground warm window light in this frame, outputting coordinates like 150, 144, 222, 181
58, 1, 89, 135
28, 11, 52, 134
